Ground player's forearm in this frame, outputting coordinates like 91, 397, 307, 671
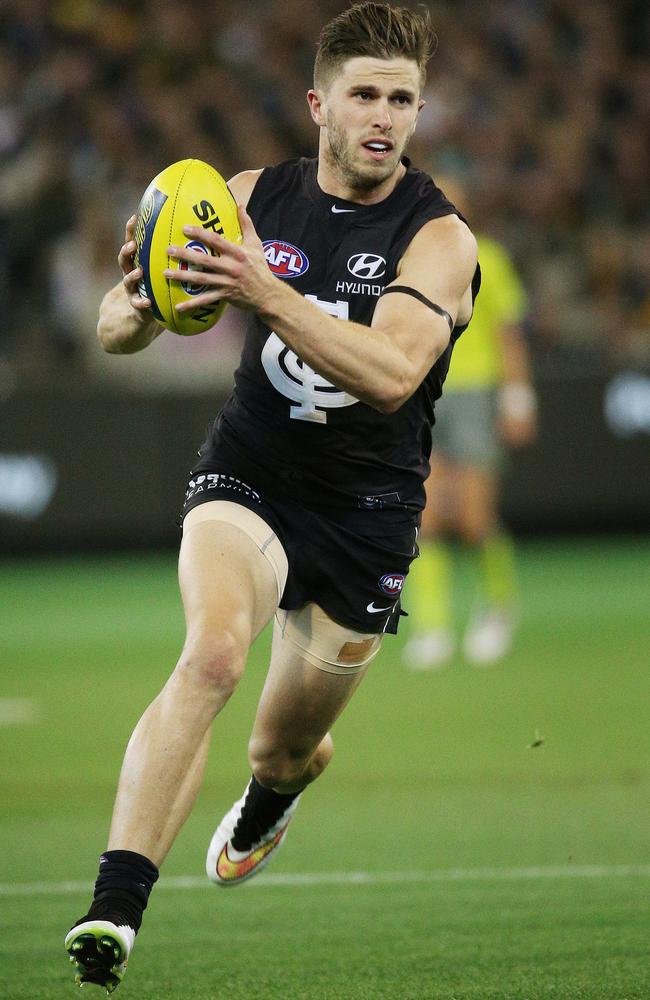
97, 283, 162, 355
258, 281, 425, 413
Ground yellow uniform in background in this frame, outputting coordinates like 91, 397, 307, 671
404, 235, 534, 667
446, 235, 528, 391
431, 236, 528, 470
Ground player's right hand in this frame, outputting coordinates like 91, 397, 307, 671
119, 215, 153, 315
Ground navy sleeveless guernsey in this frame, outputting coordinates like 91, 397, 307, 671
195, 156, 480, 517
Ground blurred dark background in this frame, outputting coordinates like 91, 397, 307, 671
0, 0, 649, 550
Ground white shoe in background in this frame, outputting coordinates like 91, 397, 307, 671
463, 607, 516, 665
402, 629, 455, 670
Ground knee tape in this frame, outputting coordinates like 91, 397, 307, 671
183, 501, 288, 602
275, 604, 382, 675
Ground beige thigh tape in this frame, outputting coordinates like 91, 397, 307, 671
183, 501, 288, 602
275, 604, 382, 675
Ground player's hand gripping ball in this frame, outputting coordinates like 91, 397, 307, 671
134, 159, 241, 335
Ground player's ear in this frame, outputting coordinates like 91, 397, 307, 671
307, 89, 326, 127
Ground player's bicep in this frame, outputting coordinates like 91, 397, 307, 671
371, 216, 478, 376
399, 215, 477, 319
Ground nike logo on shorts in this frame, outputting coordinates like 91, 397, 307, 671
331, 205, 356, 213
367, 602, 393, 613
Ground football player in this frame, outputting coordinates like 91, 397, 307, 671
65, 2, 479, 991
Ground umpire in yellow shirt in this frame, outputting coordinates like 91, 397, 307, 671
403, 178, 537, 668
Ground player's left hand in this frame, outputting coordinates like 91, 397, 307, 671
164, 205, 276, 314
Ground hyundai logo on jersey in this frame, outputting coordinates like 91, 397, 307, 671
263, 240, 310, 278
347, 253, 386, 279
379, 573, 405, 595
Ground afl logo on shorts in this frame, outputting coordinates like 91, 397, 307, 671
263, 240, 309, 278
379, 573, 404, 596
179, 241, 211, 295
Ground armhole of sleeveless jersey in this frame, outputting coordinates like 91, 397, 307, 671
246, 166, 273, 215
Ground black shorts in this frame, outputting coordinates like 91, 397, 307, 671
181, 466, 419, 635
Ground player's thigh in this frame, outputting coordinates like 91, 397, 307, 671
179, 505, 281, 649
250, 605, 379, 757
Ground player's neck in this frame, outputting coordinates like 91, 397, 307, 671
316, 153, 407, 206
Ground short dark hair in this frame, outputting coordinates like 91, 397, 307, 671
314, 2, 437, 91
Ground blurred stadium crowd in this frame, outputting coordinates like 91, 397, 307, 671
0, 0, 648, 385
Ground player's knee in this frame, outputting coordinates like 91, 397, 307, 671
176, 628, 246, 699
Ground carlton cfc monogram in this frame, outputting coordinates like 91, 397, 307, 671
261, 294, 362, 423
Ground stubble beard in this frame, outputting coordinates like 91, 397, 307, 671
325, 116, 404, 192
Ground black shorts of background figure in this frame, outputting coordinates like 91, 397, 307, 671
182, 469, 419, 635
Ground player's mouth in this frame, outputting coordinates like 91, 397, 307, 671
361, 138, 395, 161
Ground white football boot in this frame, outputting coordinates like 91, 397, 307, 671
206, 779, 301, 887
65, 920, 135, 994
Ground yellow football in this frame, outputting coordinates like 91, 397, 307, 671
133, 159, 241, 336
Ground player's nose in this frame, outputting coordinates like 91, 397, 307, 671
373, 100, 393, 131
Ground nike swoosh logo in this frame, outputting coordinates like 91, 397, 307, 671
367, 602, 393, 613
331, 206, 356, 213
215, 826, 287, 882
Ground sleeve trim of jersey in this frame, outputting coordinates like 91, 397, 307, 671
380, 285, 454, 332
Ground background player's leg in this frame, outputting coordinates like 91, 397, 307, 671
455, 465, 499, 546
402, 454, 455, 668
456, 466, 518, 663
108, 519, 279, 866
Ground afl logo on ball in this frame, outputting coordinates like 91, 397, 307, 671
179, 240, 211, 295
379, 573, 404, 596
263, 240, 309, 278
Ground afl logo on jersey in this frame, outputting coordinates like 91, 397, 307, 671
379, 573, 405, 596
347, 253, 386, 280
263, 240, 309, 278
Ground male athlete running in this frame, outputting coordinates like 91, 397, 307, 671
66, 3, 479, 991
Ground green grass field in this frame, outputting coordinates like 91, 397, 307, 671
1, 537, 649, 1000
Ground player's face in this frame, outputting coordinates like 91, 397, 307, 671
317, 57, 424, 192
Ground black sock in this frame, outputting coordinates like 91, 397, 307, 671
231, 775, 301, 851
82, 850, 159, 933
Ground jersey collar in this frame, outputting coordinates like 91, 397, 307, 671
306, 157, 413, 218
